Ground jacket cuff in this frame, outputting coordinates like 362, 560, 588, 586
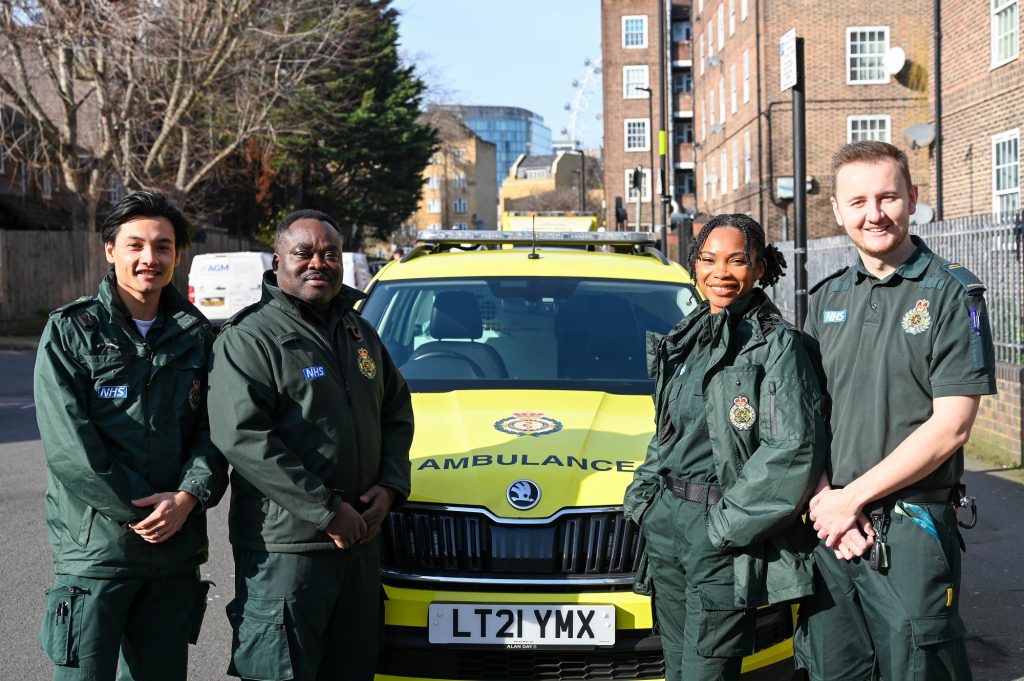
178, 479, 211, 511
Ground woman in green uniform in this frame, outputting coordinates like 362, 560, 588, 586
625, 213, 825, 681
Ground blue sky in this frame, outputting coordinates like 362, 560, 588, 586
393, 0, 604, 150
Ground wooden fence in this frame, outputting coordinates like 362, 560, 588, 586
0, 230, 258, 334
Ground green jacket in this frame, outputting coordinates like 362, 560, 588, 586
35, 271, 226, 578
208, 273, 414, 552
625, 289, 825, 607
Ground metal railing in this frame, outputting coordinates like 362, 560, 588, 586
771, 214, 1024, 365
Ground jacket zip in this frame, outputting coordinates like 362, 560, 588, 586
769, 382, 777, 436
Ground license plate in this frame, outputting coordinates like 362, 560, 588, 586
200, 298, 225, 306
427, 604, 615, 646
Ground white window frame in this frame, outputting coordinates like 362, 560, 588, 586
624, 118, 651, 152
453, 222, 469, 230
991, 0, 1019, 68
698, 0, 704, 16
742, 50, 751, 102
992, 128, 1021, 214
847, 115, 892, 143
717, 5, 726, 49
730, 64, 738, 114
741, 0, 749, 21
452, 173, 467, 189
623, 65, 650, 99
720, 149, 728, 195
718, 78, 727, 124
426, 198, 441, 214
622, 15, 648, 48
846, 26, 890, 84
625, 168, 652, 202
672, 71, 693, 93
430, 151, 443, 165
743, 130, 752, 184
728, 0, 736, 36
453, 197, 467, 213
426, 175, 440, 189
428, 223, 442, 231
453, 148, 467, 162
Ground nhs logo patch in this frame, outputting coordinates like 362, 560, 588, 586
303, 365, 326, 381
822, 310, 847, 324
96, 385, 127, 399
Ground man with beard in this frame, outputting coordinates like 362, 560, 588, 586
793, 141, 996, 681
208, 209, 413, 681
35, 191, 225, 680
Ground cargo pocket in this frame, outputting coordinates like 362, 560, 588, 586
187, 580, 213, 645
40, 584, 89, 665
910, 614, 969, 681
227, 596, 293, 681
695, 583, 754, 658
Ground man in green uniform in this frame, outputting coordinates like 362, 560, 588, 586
208, 209, 414, 681
35, 191, 227, 681
794, 141, 996, 681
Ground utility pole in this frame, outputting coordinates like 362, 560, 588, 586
780, 28, 807, 328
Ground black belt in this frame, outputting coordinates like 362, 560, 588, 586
861, 487, 953, 514
665, 476, 723, 505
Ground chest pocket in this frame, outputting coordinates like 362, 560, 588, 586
715, 365, 762, 442
82, 354, 134, 412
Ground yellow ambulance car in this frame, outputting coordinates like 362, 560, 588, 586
360, 230, 798, 681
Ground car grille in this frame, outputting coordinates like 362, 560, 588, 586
381, 505, 644, 587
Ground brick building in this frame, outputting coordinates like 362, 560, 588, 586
601, 0, 696, 233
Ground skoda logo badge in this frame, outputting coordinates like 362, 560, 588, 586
507, 479, 541, 511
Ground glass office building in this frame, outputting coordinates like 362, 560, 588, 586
438, 105, 552, 191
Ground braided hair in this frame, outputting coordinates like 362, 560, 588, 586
686, 213, 787, 287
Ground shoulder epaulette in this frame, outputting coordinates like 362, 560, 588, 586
940, 263, 987, 294
219, 302, 260, 330
51, 295, 94, 317
51, 296, 100, 331
809, 266, 849, 295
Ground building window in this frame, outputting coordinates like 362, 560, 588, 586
426, 175, 440, 189
742, 50, 751, 102
453, 148, 467, 161
453, 222, 469, 230
452, 173, 467, 189
699, 34, 705, 75
717, 4, 725, 49
673, 71, 693, 93
672, 20, 691, 42
992, 0, 1019, 67
678, 169, 696, 195
625, 168, 652, 202
847, 115, 891, 143
675, 119, 695, 144
625, 118, 650, 151
453, 198, 467, 213
623, 65, 650, 98
426, 198, 441, 214
622, 15, 648, 48
698, 0, 704, 16
730, 64, 738, 114
718, 78, 726, 124
847, 27, 889, 84
524, 168, 548, 179
708, 96, 715, 134
430, 151, 443, 165
720, 149, 728, 195
743, 131, 752, 184
993, 129, 1020, 214
728, 0, 736, 35
741, 0, 749, 21
428, 223, 442, 230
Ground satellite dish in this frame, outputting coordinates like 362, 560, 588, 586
911, 202, 934, 225
883, 46, 907, 76
904, 123, 936, 149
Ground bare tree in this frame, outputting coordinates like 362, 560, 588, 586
0, 0, 367, 229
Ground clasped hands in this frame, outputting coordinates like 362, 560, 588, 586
325, 485, 396, 550
808, 485, 875, 560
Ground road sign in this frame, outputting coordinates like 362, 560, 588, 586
780, 28, 797, 91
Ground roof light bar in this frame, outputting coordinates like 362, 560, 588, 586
416, 230, 659, 246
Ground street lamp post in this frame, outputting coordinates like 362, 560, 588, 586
637, 86, 656, 236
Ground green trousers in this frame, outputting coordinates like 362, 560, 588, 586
227, 539, 382, 681
39, 569, 208, 681
643, 489, 755, 681
794, 501, 971, 681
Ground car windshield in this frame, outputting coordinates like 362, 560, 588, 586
361, 277, 701, 394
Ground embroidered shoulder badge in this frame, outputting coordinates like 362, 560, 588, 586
188, 379, 202, 412
357, 347, 377, 379
901, 299, 931, 335
728, 396, 756, 431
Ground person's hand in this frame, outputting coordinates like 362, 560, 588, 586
325, 502, 367, 549
358, 485, 397, 543
808, 487, 862, 549
831, 513, 875, 560
129, 491, 198, 544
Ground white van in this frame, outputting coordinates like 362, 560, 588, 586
342, 252, 372, 291
188, 252, 272, 326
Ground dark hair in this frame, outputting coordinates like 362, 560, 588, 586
274, 209, 341, 248
100, 191, 191, 251
687, 213, 787, 288
830, 141, 913, 196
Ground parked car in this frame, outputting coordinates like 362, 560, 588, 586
359, 230, 799, 681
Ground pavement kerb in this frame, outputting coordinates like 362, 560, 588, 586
0, 336, 40, 352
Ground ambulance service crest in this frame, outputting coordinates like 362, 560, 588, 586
356, 347, 377, 379
494, 412, 563, 437
188, 379, 202, 412
728, 396, 756, 431
901, 299, 931, 335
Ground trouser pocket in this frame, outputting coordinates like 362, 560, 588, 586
695, 583, 755, 658
188, 580, 213, 645
40, 584, 89, 665
910, 614, 970, 681
227, 596, 293, 681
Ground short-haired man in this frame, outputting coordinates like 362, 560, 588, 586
794, 141, 995, 680
208, 209, 413, 681
35, 191, 227, 680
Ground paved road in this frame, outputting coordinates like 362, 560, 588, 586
2, 347, 1023, 680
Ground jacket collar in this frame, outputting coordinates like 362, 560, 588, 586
853, 235, 933, 283
261, 271, 367, 323
98, 269, 204, 345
